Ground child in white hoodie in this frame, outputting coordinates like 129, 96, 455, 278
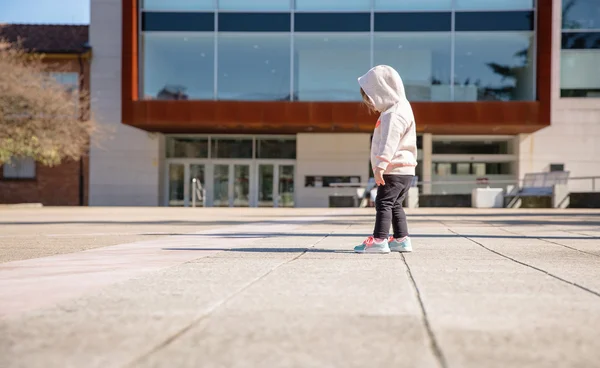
355, 65, 417, 254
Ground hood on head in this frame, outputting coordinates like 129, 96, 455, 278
357, 65, 406, 112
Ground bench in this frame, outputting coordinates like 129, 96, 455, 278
506, 172, 570, 208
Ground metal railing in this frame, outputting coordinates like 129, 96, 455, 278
329, 176, 600, 194
191, 178, 206, 208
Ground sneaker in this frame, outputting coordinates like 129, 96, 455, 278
389, 236, 413, 253
354, 236, 390, 254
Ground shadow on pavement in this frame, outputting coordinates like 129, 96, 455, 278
158, 233, 600, 240
163, 247, 355, 253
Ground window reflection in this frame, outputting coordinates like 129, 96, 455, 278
142, 33, 214, 100
295, 0, 370, 11
142, 0, 213, 11
374, 0, 451, 11
294, 33, 370, 101
562, 0, 600, 30
455, 0, 533, 10
454, 32, 535, 101
219, 0, 290, 11
560, 50, 600, 97
218, 33, 291, 101
374, 32, 452, 101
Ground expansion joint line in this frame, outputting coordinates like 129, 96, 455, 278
401, 254, 449, 368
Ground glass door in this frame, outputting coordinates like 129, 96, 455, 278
168, 163, 185, 206
258, 164, 274, 207
233, 164, 250, 207
190, 164, 205, 207
255, 162, 295, 208
278, 165, 295, 207
213, 164, 230, 207
211, 163, 252, 207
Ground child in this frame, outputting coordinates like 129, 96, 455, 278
354, 65, 417, 254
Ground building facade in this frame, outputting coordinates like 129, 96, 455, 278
0, 24, 91, 206
88, 0, 600, 207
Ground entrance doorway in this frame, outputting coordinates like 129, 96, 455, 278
165, 161, 295, 207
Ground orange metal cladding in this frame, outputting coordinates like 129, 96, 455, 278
122, 0, 552, 135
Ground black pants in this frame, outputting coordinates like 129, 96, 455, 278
373, 175, 413, 239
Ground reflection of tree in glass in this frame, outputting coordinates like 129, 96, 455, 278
157, 85, 188, 100
562, 0, 580, 29
484, 12, 534, 101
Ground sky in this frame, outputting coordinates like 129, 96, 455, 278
0, 0, 90, 24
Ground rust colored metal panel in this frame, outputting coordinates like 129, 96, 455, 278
536, 0, 552, 126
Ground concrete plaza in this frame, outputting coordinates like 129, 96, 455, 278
1, 207, 600, 368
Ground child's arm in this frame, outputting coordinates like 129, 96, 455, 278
374, 112, 408, 171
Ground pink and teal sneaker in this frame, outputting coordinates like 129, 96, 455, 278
354, 236, 390, 254
389, 236, 413, 253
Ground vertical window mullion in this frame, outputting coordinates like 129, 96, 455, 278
450, 0, 456, 101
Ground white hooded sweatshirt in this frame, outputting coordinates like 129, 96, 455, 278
358, 65, 417, 176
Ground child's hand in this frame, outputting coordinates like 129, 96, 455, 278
374, 168, 385, 186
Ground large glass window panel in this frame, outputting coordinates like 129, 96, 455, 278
142, 33, 214, 100
374, 0, 451, 11
432, 140, 510, 154
142, 0, 213, 11
374, 32, 452, 101
454, 32, 535, 101
166, 137, 209, 158
218, 33, 291, 101
455, 0, 533, 10
211, 138, 253, 158
294, 33, 370, 101
219, 0, 290, 11
295, 0, 370, 11
562, 0, 600, 30
560, 50, 600, 97
257, 138, 296, 159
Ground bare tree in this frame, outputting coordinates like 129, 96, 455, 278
0, 40, 95, 166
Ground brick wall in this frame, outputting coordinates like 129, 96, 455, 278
0, 56, 91, 206
0, 159, 85, 206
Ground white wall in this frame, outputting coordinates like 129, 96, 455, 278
296, 133, 371, 207
519, 0, 600, 193
89, 0, 162, 206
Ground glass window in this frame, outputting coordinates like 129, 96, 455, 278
142, 12, 214, 32
560, 50, 600, 97
166, 137, 209, 158
141, 32, 214, 100
295, 0, 370, 11
294, 33, 370, 101
374, 33, 452, 101
562, 0, 600, 30
50, 72, 78, 87
432, 140, 510, 154
219, 0, 290, 11
218, 33, 291, 101
374, 0, 451, 11
455, 0, 533, 10
454, 32, 535, 101
211, 138, 253, 158
168, 163, 184, 206
256, 138, 296, 159
142, 0, 213, 11
2, 157, 36, 179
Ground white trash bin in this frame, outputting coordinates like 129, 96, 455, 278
472, 188, 504, 208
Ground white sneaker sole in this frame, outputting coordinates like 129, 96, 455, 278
355, 247, 391, 254
390, 246, 413, 253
